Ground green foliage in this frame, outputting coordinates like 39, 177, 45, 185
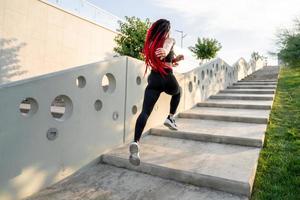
251, 52, 264, 61
113, 16, 151, 60
189, 37, 222, 60
276, 18, 300, 67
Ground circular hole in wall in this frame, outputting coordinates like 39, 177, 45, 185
94, 99, 103, 111
202, 85, 205, 91
226, 67, 228, 72
188, 81, 193, 93
50, 95, 73, 121
112, 111, 119, 121
210, 70, 213, 78
132, 105, 137, 115
19, 97, 38, 117
102, 73, 116, 93
76, 76, 86, 88
194, 76, 196, 83
47, 128, 58, 141
197, 80, 200, 85
216, 63, 219, 71
136, 76, 141, 85
201, 71, 205, 80
207, 69, 209, 75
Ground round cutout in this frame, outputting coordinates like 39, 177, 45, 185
136, 76, 141, 85
50, 95, 73, 121
19, 97, 38, 117
102, 73, 116, 93
201, 71, 205, 80
94, 99, 103, 111
188, 81, 193, 93
47, 128, 58, 141
132, 105, 137, 115
76, 76, 86, 88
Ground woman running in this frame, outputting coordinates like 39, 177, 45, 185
129, 19, 184, 166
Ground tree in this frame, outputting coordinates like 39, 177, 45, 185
276, 18, 300, 67
189, 37, 222, 61
251, 51, 264, 61
114, 16, 151, 60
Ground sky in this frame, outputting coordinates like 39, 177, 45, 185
86, 0, 300, 65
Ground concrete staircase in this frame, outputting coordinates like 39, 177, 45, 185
27, 66, 279, 200
100, 68, 278, 199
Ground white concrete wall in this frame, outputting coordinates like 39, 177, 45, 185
0, 55, 263, 200
0, 0, 118, 85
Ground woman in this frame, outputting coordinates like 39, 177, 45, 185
129, 19, 184, 166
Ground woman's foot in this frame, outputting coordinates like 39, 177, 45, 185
129, 142, 140, 166
164, 115, 178, 130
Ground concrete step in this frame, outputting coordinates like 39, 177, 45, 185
210, 93, 274, 101
220, 89, 275, 94
228, 85, 276, 89
101, 135, 260, 197
197, 99, 272, 110
233, 82, 277, 86
240, 80, 277, 82
179, 107, 270, 124
26, 163, 247, 200
150, 118, 266, 147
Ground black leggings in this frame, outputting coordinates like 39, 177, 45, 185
134, 69, 181, 142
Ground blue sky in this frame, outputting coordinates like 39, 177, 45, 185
76, 0, 300, 65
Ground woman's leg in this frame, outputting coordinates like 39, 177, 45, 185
164, 72, 181, 115
134, 86, 161, 142
170, 91, 181, 115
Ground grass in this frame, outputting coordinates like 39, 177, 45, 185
251, 67, 300, 200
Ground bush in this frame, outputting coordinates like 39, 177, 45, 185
276, 18, 300, 67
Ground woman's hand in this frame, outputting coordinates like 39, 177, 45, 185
176, 54, 184, 61
155, 48, 167, 60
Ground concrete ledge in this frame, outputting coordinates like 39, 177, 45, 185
101, 155, 251, 196
179, 112, 268, 124
210, 94, 273, 101
239, 80, 277, 82
233, 82, 277, 85
197, 102, 271, 110
101, 135, 261, 197
220, 89, 275, 94
150, 129, 263, 147
228, 86, 276, 89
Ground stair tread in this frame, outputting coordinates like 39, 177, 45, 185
203, 99, 273, 106
234, 82, 277, 85
223, 89, 275, 92
152, 118, 266, 142
103, 135, 260, 186
27, 163, 246, 200
228, 86, 276, 89
181, 107, 270, 119
212, 93, 274, 98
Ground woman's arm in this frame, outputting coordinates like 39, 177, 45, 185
155, 38, 175, 59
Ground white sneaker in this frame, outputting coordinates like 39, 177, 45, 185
164, 115, 178, 130
129, 142, 140, 166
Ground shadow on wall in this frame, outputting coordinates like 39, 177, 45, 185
0, 38, 28, 85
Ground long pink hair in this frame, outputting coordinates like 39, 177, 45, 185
143, 19, 172, 77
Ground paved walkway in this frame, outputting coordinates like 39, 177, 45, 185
27, 66, 280, 200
